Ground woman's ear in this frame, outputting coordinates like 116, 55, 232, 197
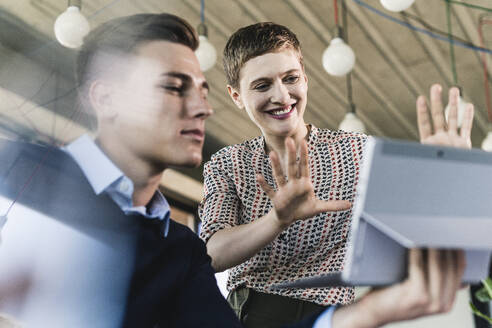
88, 80, 117, 122
227, 85, 244, 109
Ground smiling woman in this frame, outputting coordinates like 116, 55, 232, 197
199, 22, 363, 327
229, 50, 308, 144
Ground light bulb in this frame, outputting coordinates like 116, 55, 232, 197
482, 132, 492, 152
444, 96, 468, 128
339, 112, 365, 133
195, 35, 217, 72
322, 38, 355, 77
54, 6, 90, 49
380, 0, 415, 12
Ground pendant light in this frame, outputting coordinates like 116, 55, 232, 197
322, 0, 355, 77
339, 105, 366, 133
195, 0, 217, 71
336, 0, 365, 133
481, 131, 492, 152
54, 0, 90, 49
380, 0, 415, 12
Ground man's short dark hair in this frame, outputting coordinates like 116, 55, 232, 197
76, 13, 198, 126
223, 22, 303, 90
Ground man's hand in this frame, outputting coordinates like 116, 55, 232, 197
257, 137, 350, 229
332, 249, 466, 328
417, 84, 474, 148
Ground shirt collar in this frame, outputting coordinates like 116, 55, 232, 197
64, 135, 123, 195
64, 135, 171, 236
250, 124, 319, 155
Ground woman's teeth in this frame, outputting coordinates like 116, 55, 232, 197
271, 105, 293, 115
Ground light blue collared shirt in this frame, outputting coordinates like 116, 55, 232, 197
313, 305, 336, 328
64, 135, 171, 237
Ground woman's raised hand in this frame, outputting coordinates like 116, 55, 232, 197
256, 137, 350, 229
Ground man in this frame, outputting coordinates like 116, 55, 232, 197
0, 13, 236, 328
0, 13, 469, 328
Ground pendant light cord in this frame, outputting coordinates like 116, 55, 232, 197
446, 0, 458, 85
334, 0, 339, 27
342, 0, 354, 111
478, 15, 492, 122
201, 0, 205, 24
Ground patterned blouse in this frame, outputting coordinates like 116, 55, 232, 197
199, 125, 367, 306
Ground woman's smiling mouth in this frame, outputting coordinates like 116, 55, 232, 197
265, 104, 296, 119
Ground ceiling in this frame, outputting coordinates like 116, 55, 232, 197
0, 0, 491, 182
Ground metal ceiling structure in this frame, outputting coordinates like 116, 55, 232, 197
0, 0, 491, 182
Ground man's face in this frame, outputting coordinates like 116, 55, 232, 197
228, 49, 308, 139
99, 41, 212, 169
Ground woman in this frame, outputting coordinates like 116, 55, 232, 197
199, 22, 359, 327
198, 22, 473, 327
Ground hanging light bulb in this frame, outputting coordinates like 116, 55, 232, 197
339, 111, 365, 133
322, 37, 355, 77
481, 132, 492, 152
380, 0, 415, 12
195, 24, 217, 72
444, 95, 469, 128
54, 0, 90, 49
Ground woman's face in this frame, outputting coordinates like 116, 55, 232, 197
228, 49, 308, 140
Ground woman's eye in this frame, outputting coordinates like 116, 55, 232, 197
253, 83, 269, 91
284, 75, 299, 83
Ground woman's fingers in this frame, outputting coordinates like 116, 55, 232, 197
460, 103, 474, 141
299, 140, 309, 178
316, 199, 351, 213
256, 174, 275, 199
417, 96, 432, 142
430, 84, 446, 133
286, 138, 298, 180
447, 87, 459, 134
270, 150, 286, 186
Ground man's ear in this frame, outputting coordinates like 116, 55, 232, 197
227, 85, 244, 109
88, 80, 117, 121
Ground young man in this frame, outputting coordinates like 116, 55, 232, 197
0, 13, 236, 328
199, 22, 473, 327
0, 14, 470, 328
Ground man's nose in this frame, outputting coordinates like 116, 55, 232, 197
187, 88, 214, 119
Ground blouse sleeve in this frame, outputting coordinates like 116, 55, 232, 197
198, 150, 241, 244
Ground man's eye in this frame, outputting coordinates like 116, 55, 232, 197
284, 75, 299, 83
161, 85, 183, 94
